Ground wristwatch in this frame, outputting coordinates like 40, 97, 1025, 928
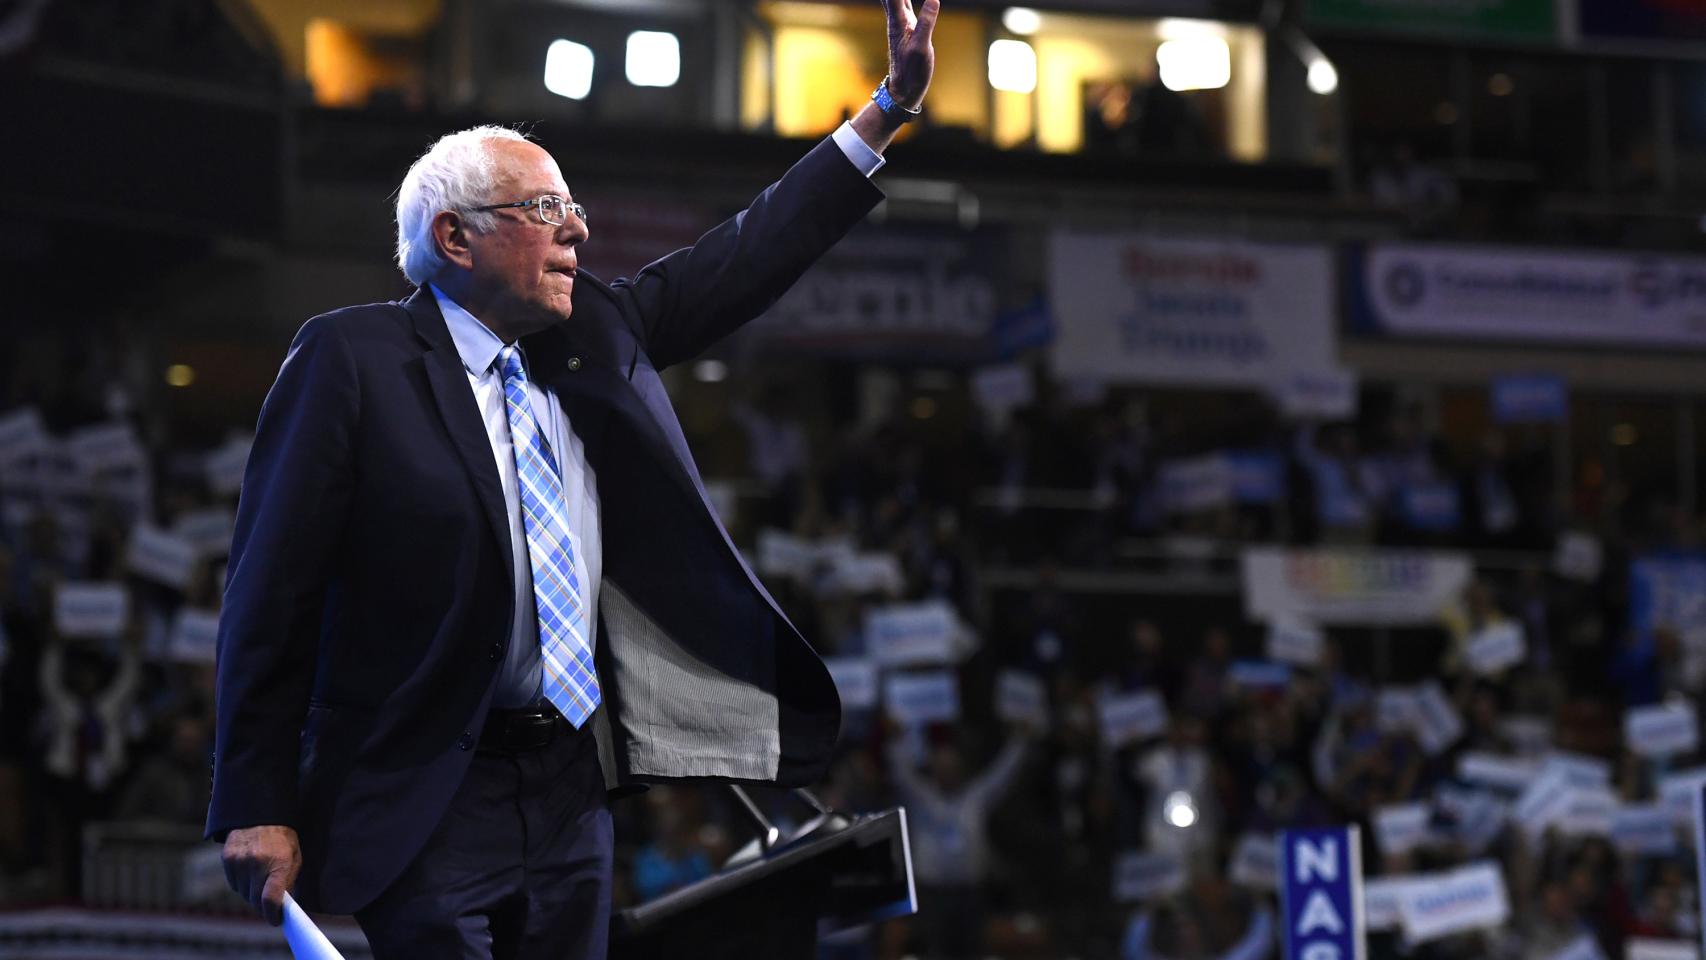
871, 75, 924, 123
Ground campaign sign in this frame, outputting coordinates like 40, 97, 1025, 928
126, 523, 198, 591
1627, 940, 1698, 960
1230, 832, 1278, 891
1661, 767, 1706, 824
1361, 876, 1415, 933
1491, 374, 1568, 424
1554, 532, 1604, 583
1613, 803, 1678, 857
1626, 702, 1700, 759
1159, 455, 1234, 515
53, 581, 129, 639
0, 406, 48, 467
1465, 621, 1526, 675
1543, 751, 1613, 788
970, 364, 1034, 424
1413, 682, 1465, 756
1374, 803, 1432, 857
1267, 621, 1325, 667
883, 671, 959, 726
823, 657, 879, 710
1548, 934, 1608, 960
1114, 850, 1186, 903
1457, 752, 1536, 793
1228, 659, 1292, 689
67, 421, 144, 474
1396, 861, 1509, 944
1274, 368, 1358, 421
205, 435, 252, 495
1097, 690, 1169, 749
820, 552, 904, 597
866, 601, 958, 667
171, 508, 236, 558
166, 608, 221, 664
995, 670, 1048, 728
1280, 827, 1365, 960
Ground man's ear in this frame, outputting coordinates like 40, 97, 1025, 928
431, 210, 476, 271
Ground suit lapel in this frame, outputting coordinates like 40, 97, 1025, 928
404, 289, 515, 590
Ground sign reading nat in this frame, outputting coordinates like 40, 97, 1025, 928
1280, 826, 1366, 960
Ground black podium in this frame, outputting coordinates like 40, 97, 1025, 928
609, 807, 916, 959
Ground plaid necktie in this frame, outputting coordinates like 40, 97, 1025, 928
498, 346, 600, 727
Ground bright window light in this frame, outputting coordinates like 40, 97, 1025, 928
1002, 7, 1042, 35
544, 39, 594, 100
988, 39, 1037, 94
626, 30, 680, 88
1307, 56, 1339, 95
1156, 37, 1230, 92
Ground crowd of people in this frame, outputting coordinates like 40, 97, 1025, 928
0, 332, 1702, 960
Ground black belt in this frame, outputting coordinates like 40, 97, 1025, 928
479, 706, 580, 752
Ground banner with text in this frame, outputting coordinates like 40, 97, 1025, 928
1243, 547, 1472, 626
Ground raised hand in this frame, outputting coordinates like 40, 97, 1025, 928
880, 0, 939, 109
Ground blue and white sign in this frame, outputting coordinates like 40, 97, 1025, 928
1492, 374, 1568, 424
1661, 767, 1706, 824
1267, 621, 1325, 667
205, 434, 252, 495
1159, 454, 1235, 514
1098, 690, 1170, 748
1626, 701, 1701, 759
1279, 826, 1365, 960
1456, 753, 1536, 793
1114, 850, 1187, 903
1465, 621, 1526, 675
1373, 803, 1432, 857
1613, 803, 1678, 857
171, 507, 236, 559
883, 671, 959, 726
53, 581, 130, 640
1396, 861, 1510, 944
1228, 659, 1292, 689
1228, 450, 1288, 504
1273, 368, 1359, 421
1049, 234, 1337, 390
995, 670, 1048, 728
823, 657, 880, 710
126, 523, 198, 591
865, 600, 959, 667
1230, 832, 1279, 891
166, 608, 221, 665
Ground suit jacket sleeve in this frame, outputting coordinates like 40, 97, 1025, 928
606, 135, 885, 371
206, 315, 359, 840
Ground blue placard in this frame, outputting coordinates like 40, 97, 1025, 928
1491, 374, 1567, 424
1280, 827, 1365, 960
1228, 450, 1288, 504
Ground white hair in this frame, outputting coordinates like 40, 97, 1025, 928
394, 124, 533, 286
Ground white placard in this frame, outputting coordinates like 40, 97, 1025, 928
1627, 940, 1699, 960
1375, 802, 1433, 856
171, 508, 236, 558
1514, 768, 1576, 839
820, 552, 904, 597
1547, 934, 1609, 960
1159, 455, 1234, 515
53, 581, 130, 639
1364, 876, 1419, 932
1097, 690, 1169, 749
126, 523, 198, 591
757, 528, 815, 580
1612, 803, 1679, 856
1113, 850, 1186, 903
1543, 751, 1613, 788
1396, 861, 1510, 944
995, 670, 1048, 729
0, 406, 48, 465
1229, 832, 1277, 890
1413, 682, 1465, 756
66, 421, 145, 474
1273, 367, 1359, 421
1265, 620, 1324, 667
1242, 547, 1473, 626
1554, 532, 1604, 583
865, 601, 958, 667
166, 608, 221, 664
1626, 702, 1701, 759
205, 435, 252, 495
1465, 621, 1526, 675
883, 671, 959, 726
1660, 767, 1706, 824
970, 364, 1034, 424
1439, 788, 1507, 855
823, 657, 879, 711
1556, 786, 1618, 838
1501, 716, 1553, 754
1457, 752, 1537, 793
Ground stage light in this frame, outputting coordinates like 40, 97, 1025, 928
165, 364, 195, 388
1001, 7, 1042, 35
1307, 56, 1339, 95
626, 31, 680, 88
1164, 790, 1198, 828
544, 39, 594, 100
988, 39, 1037, 94
693, 359, 727, 383
1157, 37, 1230, 92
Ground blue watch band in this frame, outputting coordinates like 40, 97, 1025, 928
871, 75, 923, 123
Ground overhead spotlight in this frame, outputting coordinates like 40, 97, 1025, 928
626, 30, 680, 88
988, 38, 1037, 94
544, 39, 595, 100
1307, 56, 1339, 95
1002, 7, 1042, 35
165, 364, 195, 388
1156, 37, 1230, 92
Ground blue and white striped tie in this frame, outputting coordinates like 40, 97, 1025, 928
497, 346, 601, 728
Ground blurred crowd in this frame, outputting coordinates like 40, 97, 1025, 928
0, 327, 1702, 960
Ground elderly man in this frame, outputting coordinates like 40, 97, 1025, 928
207, 3, 939, 957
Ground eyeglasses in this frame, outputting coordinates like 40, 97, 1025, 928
471, 194, 587, 227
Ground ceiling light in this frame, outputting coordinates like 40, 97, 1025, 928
988, 39, 1037, 94
626, 30, 680, 88
1156, 37, 1230, 92
1307, 57, 1338, 95
1002, 7, 1042, 35
544, 39, 595, 100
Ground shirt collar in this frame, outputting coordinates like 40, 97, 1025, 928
429, 282, 512, 377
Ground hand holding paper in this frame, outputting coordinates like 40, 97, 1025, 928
283, 893, 347, 960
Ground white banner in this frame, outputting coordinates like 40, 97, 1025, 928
1627, 940, 1699, 960
1229, 833, 1278, 890
1049, 234, 1336, 389
1113, 850, 1186, 903
126, 523, 198, 591
1266, 620, 1325, 667
1396, 861, 1510, 944
823, 657, 879, 710
1097, 690, 1169, 749
1612, 803, 1679, 856
53, 582, 130, 639
995, 670, 1048, 729
1457, 752, 1537, 793
865, 601, 958, 667
1374, 802, 1433, 857
1465, 621, 1526, 675
1242, 547, 1472, 626
1357, 242, 1706, 350
165, 608, 221, 664
1544, 751, 1614, 788
1273, 367, 1359, 421
883, 671, 959, 726
1626, 702, 1701, 758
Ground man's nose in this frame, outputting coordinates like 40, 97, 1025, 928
557, 216, 588, 245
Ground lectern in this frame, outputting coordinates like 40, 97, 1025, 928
610, 800, 916, 960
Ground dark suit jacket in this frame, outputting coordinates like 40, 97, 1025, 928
206, 136, 884, 914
